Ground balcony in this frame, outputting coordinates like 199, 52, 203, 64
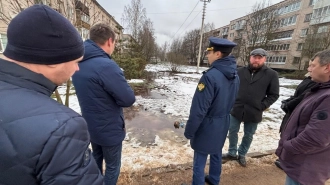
75, 0, 89, 15
235, 24, 245, 30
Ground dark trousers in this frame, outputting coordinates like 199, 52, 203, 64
91, 142, 122, 185
192, 150, 221, 185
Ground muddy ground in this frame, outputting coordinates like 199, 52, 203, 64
117, 154, 330, 185
119, 107, 330, 185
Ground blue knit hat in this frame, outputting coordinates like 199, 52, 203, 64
4, 4, 84, 64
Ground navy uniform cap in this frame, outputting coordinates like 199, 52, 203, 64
206, 37, 237, 53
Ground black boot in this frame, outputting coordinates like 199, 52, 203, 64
222, 153, 237, 160
274, 159, 283, 170
205, 175, 216, 185
238, 155, 246, 167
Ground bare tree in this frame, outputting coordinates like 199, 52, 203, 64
122, 0, 146, 40
181, 29, 199, 64
233, 0, 279, 65
167, 38, 186, 72
159, 41, 169, 62
301, 14, 330, 69
137, 18, 156, 62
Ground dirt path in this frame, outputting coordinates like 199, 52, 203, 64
117, 154, 330, 185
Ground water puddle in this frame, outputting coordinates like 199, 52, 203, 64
123, 107, 187, 147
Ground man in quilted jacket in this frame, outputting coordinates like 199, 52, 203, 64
0, 5, 103, 185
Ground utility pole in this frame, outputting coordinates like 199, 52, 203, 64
197, 0, 211, 73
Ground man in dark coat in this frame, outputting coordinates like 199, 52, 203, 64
0, 5, 103, 185
223, 48, 279, 167
183, 37, 239, 185
72, 23, 135, 185
276, 49, 330, 185
274, 60, 316, 170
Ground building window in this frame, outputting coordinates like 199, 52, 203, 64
301, 28, 308, 37
231, 24, 235, 30
0, 34, 7, 53
312, 6, 330, 19
275, 30, 294, 40
297, 43, 303, 50
267, 56, 287, 64
279, 15, 297, 27
267, 44, 290, 51
78, 27, 89, 41
305, 13, 312, 22
81, 12, 90, 23
293, 57, 301, 64
277, 1, 301, 15
317, 25, 328, 33
230, 33, 234, 37
309, 0, 318, 6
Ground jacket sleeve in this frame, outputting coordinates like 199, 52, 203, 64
283, 96, 330, 155
37, 117, 103, 185
184, 74, 214, 139
99, 63, 135, 107
285, 81, 315, 112
261, 71, 279, 110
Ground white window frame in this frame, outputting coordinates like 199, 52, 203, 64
0, 34, 7, 53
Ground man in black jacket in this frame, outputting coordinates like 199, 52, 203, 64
0, 5, 103, 185
222, 48, 279, 167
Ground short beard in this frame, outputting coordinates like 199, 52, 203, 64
248, 63, 263, 71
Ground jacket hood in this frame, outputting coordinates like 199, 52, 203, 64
81, 39, 111, 62
211, 55, 237, 80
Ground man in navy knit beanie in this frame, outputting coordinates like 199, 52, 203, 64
0, 4, 103, 185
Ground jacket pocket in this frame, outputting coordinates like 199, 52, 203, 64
280, 148, 304, 164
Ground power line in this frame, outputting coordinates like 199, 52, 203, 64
147, 6, 253, 14
109, 6, 253, 15
172, 0, 200, 39
178, 10, 202, 36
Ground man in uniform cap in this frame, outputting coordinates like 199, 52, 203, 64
183, 37, 240, 185
222, 48, 279, 167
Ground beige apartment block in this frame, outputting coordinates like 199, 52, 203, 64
0, 0, 123, 56
208, 0, 330, 70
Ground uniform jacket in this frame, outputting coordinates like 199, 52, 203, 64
72, 39, 135, 147
231, 65, 279, 123
184, 55, 240, 154
276, 81, 330, 185
0, 59, 103, 185
279, 77, 316, 132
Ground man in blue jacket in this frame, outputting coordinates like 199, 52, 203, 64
183, 37, 240, 185
0, 5, 103, 185
72, 23, 135, 185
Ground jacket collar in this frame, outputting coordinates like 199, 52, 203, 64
243, 65, 268, 84
0, 58, 56, 96
311, 80, 330, 92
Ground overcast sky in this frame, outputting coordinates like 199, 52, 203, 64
97, 0, 283, 45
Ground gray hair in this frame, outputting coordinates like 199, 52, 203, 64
313, 49, 330, 66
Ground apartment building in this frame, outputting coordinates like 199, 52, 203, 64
208, 0, 330, 70
0, 0, 123, 55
